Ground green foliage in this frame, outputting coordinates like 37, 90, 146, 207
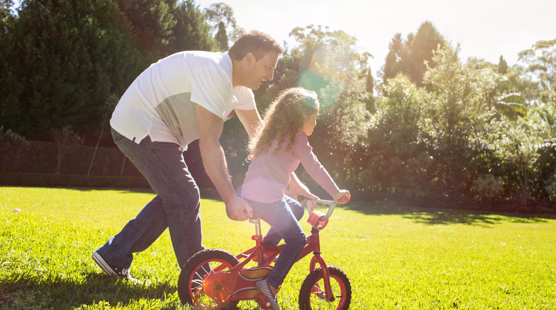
516, 38, 556, 105
0, 0, 215, 142
1, 187, 556, 309
520, 105, 556, 200
0, 140, 142, 176
203, 2, 243, 48
472, 174, 504, 199
527, 104, 556, 139
370, 44, 501, 198
223, 25, 374, 194
215, 21, 228, 51
360, 43, 551, 202
112, 0, 176, 58
0, 0, 147, 139
0, 126, 30, 174
498, 55, 508, 74
165, 0, 216, 53
0, 0, 13, 16
420, 45, 513, 198
0, 173, 150, 188
285, 25, 372, 190
382, 21, 445, 87
544, 172, 556, 202
361, 76, 428, 196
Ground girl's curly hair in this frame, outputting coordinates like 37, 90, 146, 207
248, 87, 319, 160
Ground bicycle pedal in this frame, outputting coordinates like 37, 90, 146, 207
255, 293, 273, 310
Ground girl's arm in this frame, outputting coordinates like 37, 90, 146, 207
292, 132, 341, 198
287, 172, 319, 201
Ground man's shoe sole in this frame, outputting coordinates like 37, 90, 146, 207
92, 252, 117, 276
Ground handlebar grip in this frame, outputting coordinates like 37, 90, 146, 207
338, 195, 350, 204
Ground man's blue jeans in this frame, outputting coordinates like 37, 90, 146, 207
247, 196, 307, 289
96, 129, 204, 269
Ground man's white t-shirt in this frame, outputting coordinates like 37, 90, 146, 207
110, 51, 255, 150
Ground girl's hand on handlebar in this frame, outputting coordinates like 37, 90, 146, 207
333, 190, 351, 204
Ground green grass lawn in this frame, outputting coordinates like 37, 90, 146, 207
1, 186, 555, 309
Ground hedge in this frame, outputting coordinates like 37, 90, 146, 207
0, 140, 142, 177
0, 173, 150, 188
0, 173, 222, 200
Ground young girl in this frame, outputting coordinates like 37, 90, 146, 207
241, 87, 350, 310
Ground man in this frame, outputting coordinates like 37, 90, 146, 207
92, 31, 316, 281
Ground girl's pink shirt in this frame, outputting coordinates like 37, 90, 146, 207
241, 131, 340, 203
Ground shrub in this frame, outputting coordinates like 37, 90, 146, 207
472, 174, 504, 199
0, 126, 31, 173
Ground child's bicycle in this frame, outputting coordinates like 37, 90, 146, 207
177, 197, 352, 310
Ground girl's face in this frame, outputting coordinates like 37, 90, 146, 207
302, 106, 319, 136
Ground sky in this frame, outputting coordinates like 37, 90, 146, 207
195, 0, 556, 75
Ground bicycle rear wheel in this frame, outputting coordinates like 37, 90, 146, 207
298, 266, 351, 310
178, 248, 240, 308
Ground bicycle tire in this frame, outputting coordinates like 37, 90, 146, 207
178, 248, 240, 308
298, 266, 352, 310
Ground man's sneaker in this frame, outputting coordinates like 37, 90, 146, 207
256, 280, 280, 310
92, 252, 137, 283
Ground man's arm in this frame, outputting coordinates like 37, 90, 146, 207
235, 108, 262, 139
196, 104, 253, 221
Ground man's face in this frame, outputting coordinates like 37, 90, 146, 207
246, 51, 280, 89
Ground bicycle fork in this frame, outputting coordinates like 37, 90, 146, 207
308, 227, 335, 302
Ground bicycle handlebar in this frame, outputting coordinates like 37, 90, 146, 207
305, 199, 336, 221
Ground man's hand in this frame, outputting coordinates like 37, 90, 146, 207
288, 173, 318, 201
226, 196, 254, 221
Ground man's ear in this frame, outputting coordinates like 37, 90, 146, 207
244, 52, 255, 66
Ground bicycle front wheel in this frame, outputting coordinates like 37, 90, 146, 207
298, 266, 352, 310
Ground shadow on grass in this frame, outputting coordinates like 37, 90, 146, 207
344, 202, 554, 226
1, 272, 178, 309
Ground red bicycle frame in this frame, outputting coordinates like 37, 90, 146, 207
230, 199, 340, 303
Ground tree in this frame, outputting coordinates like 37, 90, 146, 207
382, 21, 444, 87
0, 0, 13, 16
112, 0, 176, 59
204, 2, 243, 49
420, 44, 502, 197
489, 118, 542, 200
215, 21, 228, 51
499, 55, 508, 74
364, 66, 376, 113
166, 0, 216, 53
360, 76, 428, 197
382, 33, 407, 84
222, 25, 373, 195
522, 104, 556, 200
515, 38, 556, 106
0, 0, 147, 139
286, 25, 372, 191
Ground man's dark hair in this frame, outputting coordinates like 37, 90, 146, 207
228, 31, 282, 61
